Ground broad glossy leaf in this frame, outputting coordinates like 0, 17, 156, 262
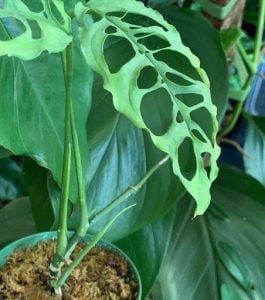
244, 114, 265, 185
116, 209, 175, 297
75, 0, 220, 215
0, 17, 92, 202
149, 166, 265, 299
0, 197, 36, 248
0, 0, 72, 60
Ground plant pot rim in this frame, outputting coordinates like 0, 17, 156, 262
0, 231, 142, 299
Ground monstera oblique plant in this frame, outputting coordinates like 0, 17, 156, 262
0, 0, 221, 296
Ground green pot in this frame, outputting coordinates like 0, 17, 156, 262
0, 231, 142, 299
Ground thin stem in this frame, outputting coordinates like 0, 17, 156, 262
237, 42, 256, 74
70, 111, 88, 237
254, 0, 265, 67
50, 44, 73, 277
53, 204, 136, 288
89, 155, 170, 224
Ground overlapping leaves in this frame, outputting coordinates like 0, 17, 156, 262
75, 0, 220, 214
0, 0, 72, 60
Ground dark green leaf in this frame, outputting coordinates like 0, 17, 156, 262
23, 158, 55, 231
0, 17, 92, 203
0, 197, 36, 248
244, 114, 265, 185
149, 166, 265, 299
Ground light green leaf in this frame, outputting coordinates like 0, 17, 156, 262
75, 0, 220, 214
0, 0, 72, 60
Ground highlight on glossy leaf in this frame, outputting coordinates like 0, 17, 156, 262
0, 0, 72, 60
75, 0, 220, 215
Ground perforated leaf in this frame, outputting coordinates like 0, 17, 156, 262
0, 0, 72, 60
75, 0, 220, 214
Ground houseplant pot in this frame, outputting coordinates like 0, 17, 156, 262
0, 231, 142, 299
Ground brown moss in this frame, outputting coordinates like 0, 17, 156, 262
0, 241, 138, 300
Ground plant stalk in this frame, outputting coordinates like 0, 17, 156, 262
50, 44, 73, 278
254, 0, 265, 67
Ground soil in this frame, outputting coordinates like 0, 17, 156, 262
0, 241, 138, 300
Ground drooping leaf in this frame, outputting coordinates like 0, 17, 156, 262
149, 166, 265, 299
75, 0, 220, 214
244, 114, 265, 186
0, 0, 72, 60
0, 17, 92, 202
0, 197, 36, 248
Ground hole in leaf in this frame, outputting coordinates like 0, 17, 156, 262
154, 50, 201, 81
192, 129, 207, 143
105, 26, 117, 34
166, 72, 192, 86
137, 66, 158, 89
0, 18, 26, 40
176, 93, 204, 107
141, 88, 173, 136
106, 11, 127, 18
27, 19, 41, 39
190, 108, 213, 141
49, 1, 64, 25
104, 36, 135, 74
122, 13, 168, 31
21, 0, 44, 12
138, 35, 170, 51
176, 111, 184, 123
178, 137, 197, 181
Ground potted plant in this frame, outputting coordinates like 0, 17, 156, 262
0, 0, 229, 298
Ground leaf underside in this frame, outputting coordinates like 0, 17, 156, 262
0, 0, 72, 60
75, 0, 220, 214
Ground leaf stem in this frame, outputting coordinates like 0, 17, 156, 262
254, 0, 265, 67
89, 155, 170, 224
50, 44, 73, 278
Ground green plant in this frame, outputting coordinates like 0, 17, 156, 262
1, 0, 265, 299
0, 0, 221, 295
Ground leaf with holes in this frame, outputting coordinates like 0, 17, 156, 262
0, 0, 72, 60
75, 0, 220, 214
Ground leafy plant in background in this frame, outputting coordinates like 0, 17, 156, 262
0, 0, 264, 299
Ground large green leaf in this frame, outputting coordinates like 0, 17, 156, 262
244, 114, 265, 185
75, 0, 220, 215
0, 0, 72, 60
149, 166, 265, 299
0, 17, 92, 202
0, 197, 36, 248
